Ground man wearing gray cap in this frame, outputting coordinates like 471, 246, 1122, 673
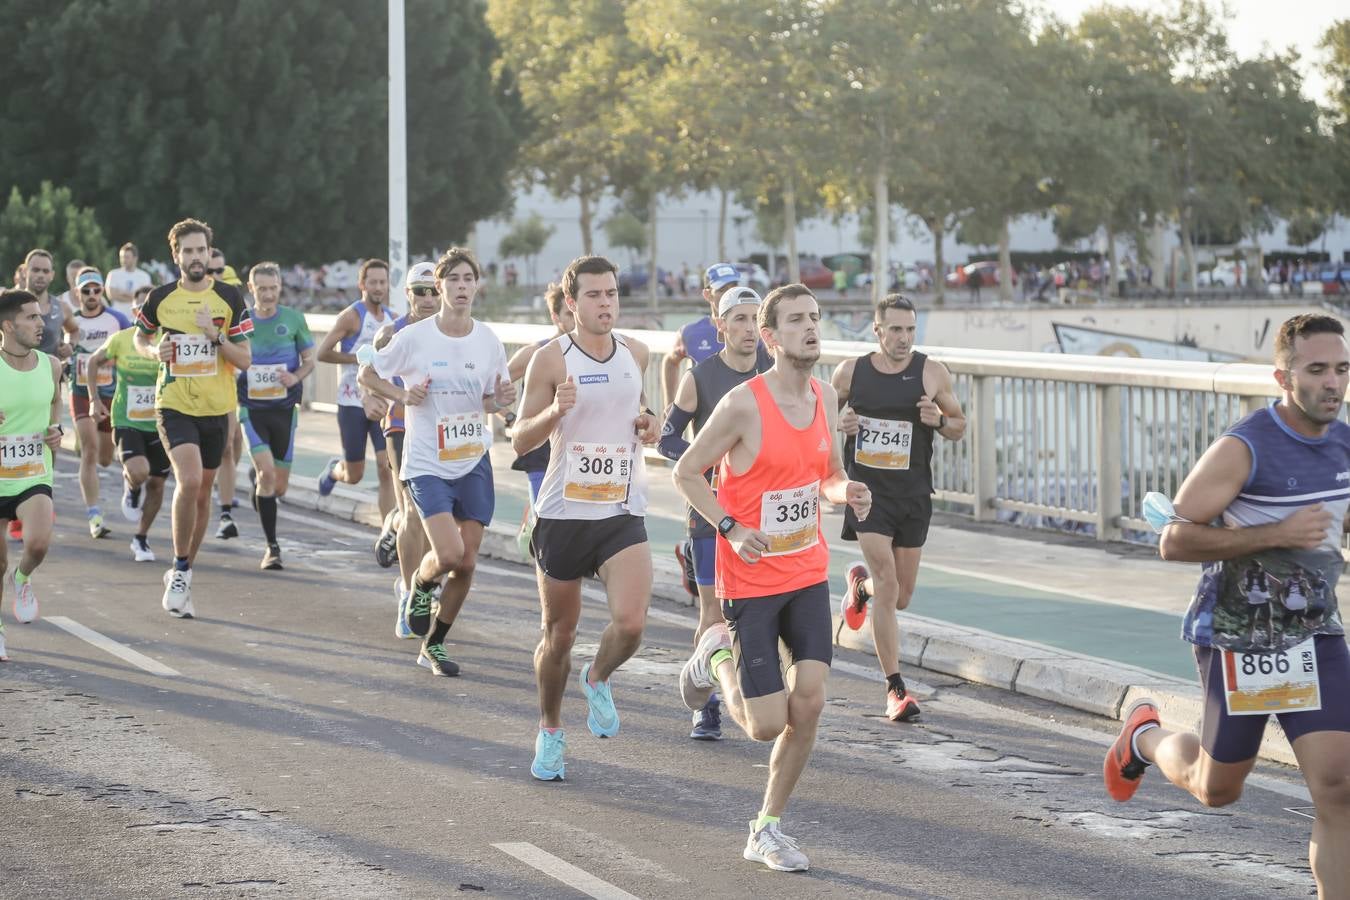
659, 285, 771, 740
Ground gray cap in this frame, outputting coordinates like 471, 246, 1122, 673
717, 285, 761, 317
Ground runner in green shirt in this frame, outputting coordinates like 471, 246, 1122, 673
89, 304, 169, 563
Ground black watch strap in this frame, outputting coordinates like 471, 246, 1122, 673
717, 515, 736, 537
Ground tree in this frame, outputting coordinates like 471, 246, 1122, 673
603, 210, 648, 266
2, 0, 524, 264
498, 213, 554, 287
0, 182, 112, 275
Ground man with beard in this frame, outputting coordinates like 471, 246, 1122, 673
674, 283, 870, 872
0, 290, 65, 660
1106, 314, 1350, 898
134, 219, 253, 618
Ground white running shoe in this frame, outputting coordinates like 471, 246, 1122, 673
0, 624, 8, 661
120, 480, 142, 522
743, 820, 810, 872
12, 575, 38, 624
130, 537, 155, 563
680, 623, 731, 711
162, 567, 192, 616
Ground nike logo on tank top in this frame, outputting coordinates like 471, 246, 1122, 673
534, 334, 649, 520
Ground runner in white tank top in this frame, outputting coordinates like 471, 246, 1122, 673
511, 256, 660, 783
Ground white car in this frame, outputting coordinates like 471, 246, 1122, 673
734, 262, 770, 292
1197, 260, 1242, 287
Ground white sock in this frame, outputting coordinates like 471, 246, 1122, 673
1130, 722, 1159, 764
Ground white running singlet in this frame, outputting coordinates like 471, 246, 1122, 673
338, 302, 389, 407
534, 334, 649, 521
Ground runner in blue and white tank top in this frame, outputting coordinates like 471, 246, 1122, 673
512, 255, 660, 782
315, 260, 395, 523
1103, 315, 1350, 898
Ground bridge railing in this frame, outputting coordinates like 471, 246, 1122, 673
302, 315, 1283, 545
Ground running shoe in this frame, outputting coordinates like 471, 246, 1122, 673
406, 582, 436, 637
12, 575, 38, 624
530, 728, 566, 781
88, 513, 111, 539
261, 543, 283, 571
690, 693, 723, 741
161, 567, 192, 617
675, 538, 697, 599
6, 519, 20, 542
130, 536, 155, 563
743, 820, 809, 872
680, 623, 731, 711
317, 457, 340, 497
215, 513, 238, 540
394, 579, 415, 640
0, 623, 7, 661
886, 688, 921, 722
1104, 698, 1160, 802
418, 641, 461, 677
121, 481, 142, 522
374, 509, 399, 568
843, 563, 869, 630
580, 662, 620, 738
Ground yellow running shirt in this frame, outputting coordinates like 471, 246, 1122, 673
135, 278, 253, 417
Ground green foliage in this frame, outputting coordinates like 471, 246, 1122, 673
1, 0, 523, 265
603, 211, 648, 260
498, 213, 554, 261
0, 182, 113, 275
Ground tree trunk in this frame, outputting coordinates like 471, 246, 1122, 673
648, 193, 659, 309
784, 172, 800, 285
579, 190, 594, 256
998, 217, 1013, 303
1106, 226, 1118, 298
1179, 207, 1196, 292
933, 218, 946, 306
873, 123, 890, 304
717, 187, 728, 262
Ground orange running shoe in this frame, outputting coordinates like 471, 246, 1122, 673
1104, 698, 1160, 802
886, 688, 921, 722
843, 564, 869, 630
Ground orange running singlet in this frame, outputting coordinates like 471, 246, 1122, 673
715, 375, 832, 600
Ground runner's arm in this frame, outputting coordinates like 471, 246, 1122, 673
44, 355, 63, 448
830, 357, 859, 435
511, 342, 564, 456
372, 322, 396, 351
1160, 436, 1327, 561
927, 360, 967, 441
819, 382, 866, 510
291, 346, 316, 383
627, 337, 660, 445
657, 370, 698, 461
357, 363, 405, 404
661, 331, 687, 409
316, 308, 359, 365
507, 342, 537, 383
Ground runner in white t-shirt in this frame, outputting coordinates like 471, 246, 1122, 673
360, 248, 515, 678
105, 243, 153, 307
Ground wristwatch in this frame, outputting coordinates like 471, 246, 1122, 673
503, 411, 517, 428
937, 414, 947, 431
213, 329, 226, 346
717, 515, 737, 537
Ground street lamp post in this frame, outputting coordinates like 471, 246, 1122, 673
388, 0, 409, 314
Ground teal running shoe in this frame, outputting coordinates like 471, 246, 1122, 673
531, 728, 566, 781
580, 662, 619, 738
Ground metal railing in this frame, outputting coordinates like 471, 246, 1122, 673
302, 315, 1284, 545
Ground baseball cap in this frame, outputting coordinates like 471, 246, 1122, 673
76, 270, 104, 289
407, 262, 437, 287
705, 262, 739, 291
717, 286, 762, 317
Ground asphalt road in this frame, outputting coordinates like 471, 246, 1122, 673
0, 460, 1323, 898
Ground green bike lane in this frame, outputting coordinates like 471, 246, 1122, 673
281, 415, 1198, 681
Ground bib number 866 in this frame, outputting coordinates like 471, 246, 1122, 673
1238, 652, 1294, 677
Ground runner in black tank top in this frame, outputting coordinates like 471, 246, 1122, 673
831, 294, 966, 722
658, 286, 771, 740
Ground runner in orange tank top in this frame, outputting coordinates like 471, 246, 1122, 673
672, 283, 871, 873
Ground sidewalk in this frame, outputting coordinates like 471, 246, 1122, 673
239, 408, 1299, 765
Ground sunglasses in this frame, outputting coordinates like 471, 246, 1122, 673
206, 267, 224, 275
411, 286, 439, 297
80, 286, 103, 295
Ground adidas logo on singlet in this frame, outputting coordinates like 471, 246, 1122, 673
818, 438, 828, 451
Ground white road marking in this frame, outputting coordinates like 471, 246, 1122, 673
45, 616, 181, 677
492, 842, 643, 900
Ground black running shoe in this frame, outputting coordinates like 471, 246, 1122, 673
215, 514, 238, 540
374, 509, 399, 568
407, 583, 436, 637
674, 539, 697, 598
418, 641, 460, 677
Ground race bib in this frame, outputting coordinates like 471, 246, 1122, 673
247, 363, 289, 401
0, 432, 46, 480
75, 353, 114, 389
564, 442, 632, 504
127, 385, 157, 421
168, 334, 217, 377
856, 416, 912, 469
1223, 637, 1321, 716
436, 412, 486, 463
758, 480, 820, 556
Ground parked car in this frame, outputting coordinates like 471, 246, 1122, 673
618, 266, 672, 297
944, 261, 1016, 288
794, 256, 835, 290
734, 262, 771, 293
1318, 262, 1350, 295
1196, 260, 1242, 287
